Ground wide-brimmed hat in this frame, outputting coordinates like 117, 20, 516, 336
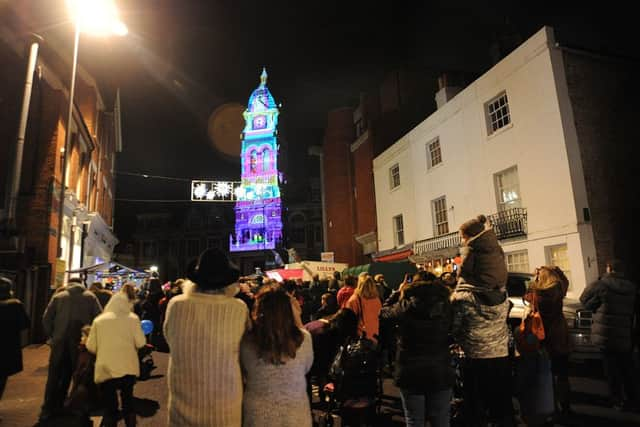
189, 248, 240, 290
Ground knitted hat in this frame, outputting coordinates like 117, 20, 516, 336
189, 248, 240, 290
459, 214, 488, 238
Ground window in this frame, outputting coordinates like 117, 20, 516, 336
354, 117, 366, 138
426, 138, 442, 169
486, 92, 511, 134
505, 250, 530, 273
494, 165, 522, 211
432, 196, 449, 236
389, 164, 400, 189
546, 244, 572, 289
142, 241, 157, 258
393, 214, 404, 246
207, 238, 220, 249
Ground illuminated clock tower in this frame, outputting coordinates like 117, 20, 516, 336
230, 68, 283, 252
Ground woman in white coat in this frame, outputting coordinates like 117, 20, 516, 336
86, 290, 146, 427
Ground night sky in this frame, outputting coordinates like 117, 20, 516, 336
16, 1, 635, 243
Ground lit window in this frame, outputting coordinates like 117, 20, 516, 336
494, 165, 522, 211
505, 250, 530, 272
427, 138, 442, 169
393, 214, 404, 246
389, 164, 400, 189
486, 92, 511, 134
432, 196, 449, 236
546, 244, 572, 289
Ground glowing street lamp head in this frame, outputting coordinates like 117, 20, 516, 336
67, 0, 128, 36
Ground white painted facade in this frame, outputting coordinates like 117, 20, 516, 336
373, 27, 598, 298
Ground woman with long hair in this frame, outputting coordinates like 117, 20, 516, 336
527, 266, 571, 416
345, 274, 382, 343
241, 285, 314, 427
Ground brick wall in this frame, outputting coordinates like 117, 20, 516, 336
323, 107, 361, 265
563, 51, 640, 280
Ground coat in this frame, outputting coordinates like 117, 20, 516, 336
42, 284, 102, 365
346, 293, 382, 343
580, 272, 638, 352
459, 228, 508, 289
526, 281, 570, 355
379, 283, 454, 392
451, 283, 510, 359
86, 293, 146, 383
0, 297, 30, 376
164, 284, 249, 427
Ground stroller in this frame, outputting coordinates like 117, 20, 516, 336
320, 335, 382, 427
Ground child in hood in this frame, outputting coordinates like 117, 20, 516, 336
458, 214, 508, 290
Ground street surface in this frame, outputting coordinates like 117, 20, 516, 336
0, 345, 639, 426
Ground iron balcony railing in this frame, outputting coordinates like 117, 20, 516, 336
413, 231, 460, 255
487, 207, 528, 240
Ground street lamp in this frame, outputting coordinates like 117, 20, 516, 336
57, 0, 127, 263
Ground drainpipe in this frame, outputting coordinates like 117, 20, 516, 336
6, 34, 43, 228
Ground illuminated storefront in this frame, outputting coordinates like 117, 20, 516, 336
230, 69, 283, 252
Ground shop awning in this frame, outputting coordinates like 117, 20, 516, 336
341, 264, 371, 278
66, 261, 148, 278
265, 268, 304, 282
371, 243, 413, 262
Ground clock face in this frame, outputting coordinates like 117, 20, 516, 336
253, 115, 267, 130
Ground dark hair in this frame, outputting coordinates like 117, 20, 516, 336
249, 285, 304, 365
281, 279, 298, 295
148, 278, 162, 294
344, 275, 357, 288
67, 277, 83, 286
326, 308, 358, 341
333, 271, 342, 281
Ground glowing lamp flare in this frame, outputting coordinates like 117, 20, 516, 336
66, 0, 128, 36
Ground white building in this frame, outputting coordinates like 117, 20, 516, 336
373, 27, 600, 298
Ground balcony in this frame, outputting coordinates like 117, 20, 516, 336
487, 207, 527, 240
413, 231, 460, 259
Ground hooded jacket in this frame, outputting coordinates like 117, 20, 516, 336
86, 293, 146, 383
580, 272, 638, 352
451, 283, 510, 358
459, 228, 508, 290
380, 282, 454, 392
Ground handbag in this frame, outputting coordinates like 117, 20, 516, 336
515, 292, 545, 354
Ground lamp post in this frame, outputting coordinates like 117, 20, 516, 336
56, 0, 127, 265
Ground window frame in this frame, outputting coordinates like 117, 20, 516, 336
431, 196, 449, 236
545, 244, 572, 290
505, 249, 530, 273
426, 137, 443, 169
392, 214, 404, 246
389, 163, 401, 190
494, 165, 522, 211
485, 91, 511, 135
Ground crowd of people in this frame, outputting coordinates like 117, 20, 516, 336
0, 214, 638, 427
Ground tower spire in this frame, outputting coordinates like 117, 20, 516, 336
260, 67, 268, 86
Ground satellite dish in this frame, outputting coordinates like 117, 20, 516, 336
207, 103, 245, 158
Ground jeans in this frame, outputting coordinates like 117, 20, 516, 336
101, 375, 136, 427
400, 387, 451, 427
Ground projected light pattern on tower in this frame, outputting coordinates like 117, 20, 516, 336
230, 68, 283, 251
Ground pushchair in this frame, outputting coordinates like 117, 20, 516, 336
319, 335, 383, 427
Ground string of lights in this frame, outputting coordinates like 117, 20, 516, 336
115, 171, 199, 182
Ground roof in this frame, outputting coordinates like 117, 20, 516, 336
246, 68, 277, 112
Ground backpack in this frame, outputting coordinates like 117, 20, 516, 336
329, 334, 378, 398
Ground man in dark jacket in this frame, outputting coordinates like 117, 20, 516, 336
580, 259, 638, 409
0, 276, 30, 401
379, 279, 454, 427
39, 277, 102, 421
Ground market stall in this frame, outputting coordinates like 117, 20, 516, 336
67, 261, 149, 291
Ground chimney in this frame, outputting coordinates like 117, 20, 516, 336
434, 73, 461, 109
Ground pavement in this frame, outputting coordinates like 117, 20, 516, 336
1, 345, 640, 426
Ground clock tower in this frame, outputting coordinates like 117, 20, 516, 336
230, 68, 283, 252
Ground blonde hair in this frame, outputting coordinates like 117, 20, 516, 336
533, 266, 569, 295
355, 275, 379, 299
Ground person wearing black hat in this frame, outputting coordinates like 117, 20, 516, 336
0, 276, 30, 402
163, 248, 249, 427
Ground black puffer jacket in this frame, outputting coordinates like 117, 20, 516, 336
380, 282, 453, 392
580, 272, 638, 352
459, 228, 508, 289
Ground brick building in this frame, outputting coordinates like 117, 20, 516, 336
0, 15, 121, 339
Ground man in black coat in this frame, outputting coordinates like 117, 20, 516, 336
39, 277, 102, 421
0, 276, 30, 401
580, 259, 639, 409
